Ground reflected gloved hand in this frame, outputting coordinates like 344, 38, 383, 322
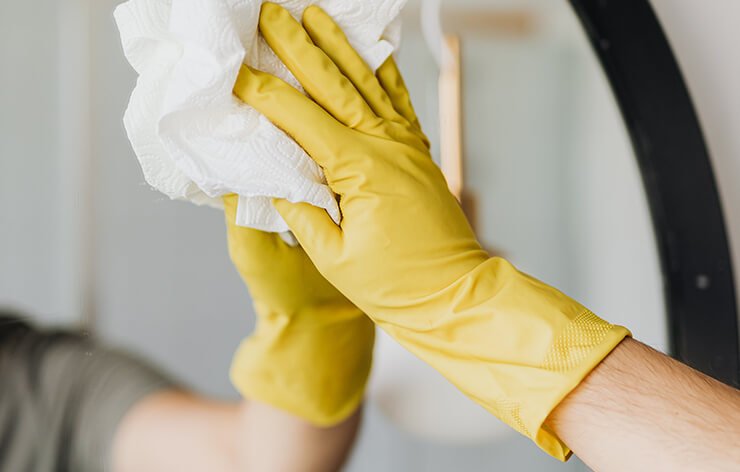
233, 3, 630, 459
224, 195, 374, 426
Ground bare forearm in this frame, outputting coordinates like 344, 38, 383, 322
236, 400, 362, 472
546, 337, 740, 471
112, 392, 362, 472
111, 391, 243, 472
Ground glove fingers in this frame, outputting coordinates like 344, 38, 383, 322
302, 6, 404, 125
302, 6, 429, 150
259, 3, 382, 132
233, 65, 348, 177
273, 198, 342, 261
376, 58, 425, 134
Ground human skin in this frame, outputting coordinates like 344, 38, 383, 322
546, 337, 740, 471
111, 392, 361, 472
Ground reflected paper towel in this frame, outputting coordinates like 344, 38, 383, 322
114, 0, 405, 232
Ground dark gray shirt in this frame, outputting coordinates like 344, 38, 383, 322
0, 317, 174, 472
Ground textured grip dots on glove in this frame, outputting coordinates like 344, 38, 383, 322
541, 311, 615, 373
492, 399, 531, 437
490, 311, 617, 440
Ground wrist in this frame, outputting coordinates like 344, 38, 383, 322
231, 305, 374, 426
372, 256, 630, 460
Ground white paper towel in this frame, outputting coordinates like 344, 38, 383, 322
114, 0, 406, 232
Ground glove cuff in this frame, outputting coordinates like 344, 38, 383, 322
531, 314, 630, 460
376, 257, 630, 460
230, 305, 375, 426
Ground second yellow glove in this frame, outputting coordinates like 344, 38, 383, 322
224, 195, 374, 426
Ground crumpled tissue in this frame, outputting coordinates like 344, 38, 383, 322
114, 0, 406, 232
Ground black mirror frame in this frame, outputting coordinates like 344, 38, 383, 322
568, 0, 739, 386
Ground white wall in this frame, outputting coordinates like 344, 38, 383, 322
0, 0, 63, 321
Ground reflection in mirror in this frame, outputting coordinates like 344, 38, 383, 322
0, 0, 666, 471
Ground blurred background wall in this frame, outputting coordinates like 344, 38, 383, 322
1, 0, 737, 470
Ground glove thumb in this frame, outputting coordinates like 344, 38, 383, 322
273, 199, 342, 259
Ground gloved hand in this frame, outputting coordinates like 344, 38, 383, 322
234, 3, 630, 459
224, 195, 374, 426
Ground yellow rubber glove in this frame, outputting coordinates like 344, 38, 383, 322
234, 3, 630, 459
224, 195, 374, 426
